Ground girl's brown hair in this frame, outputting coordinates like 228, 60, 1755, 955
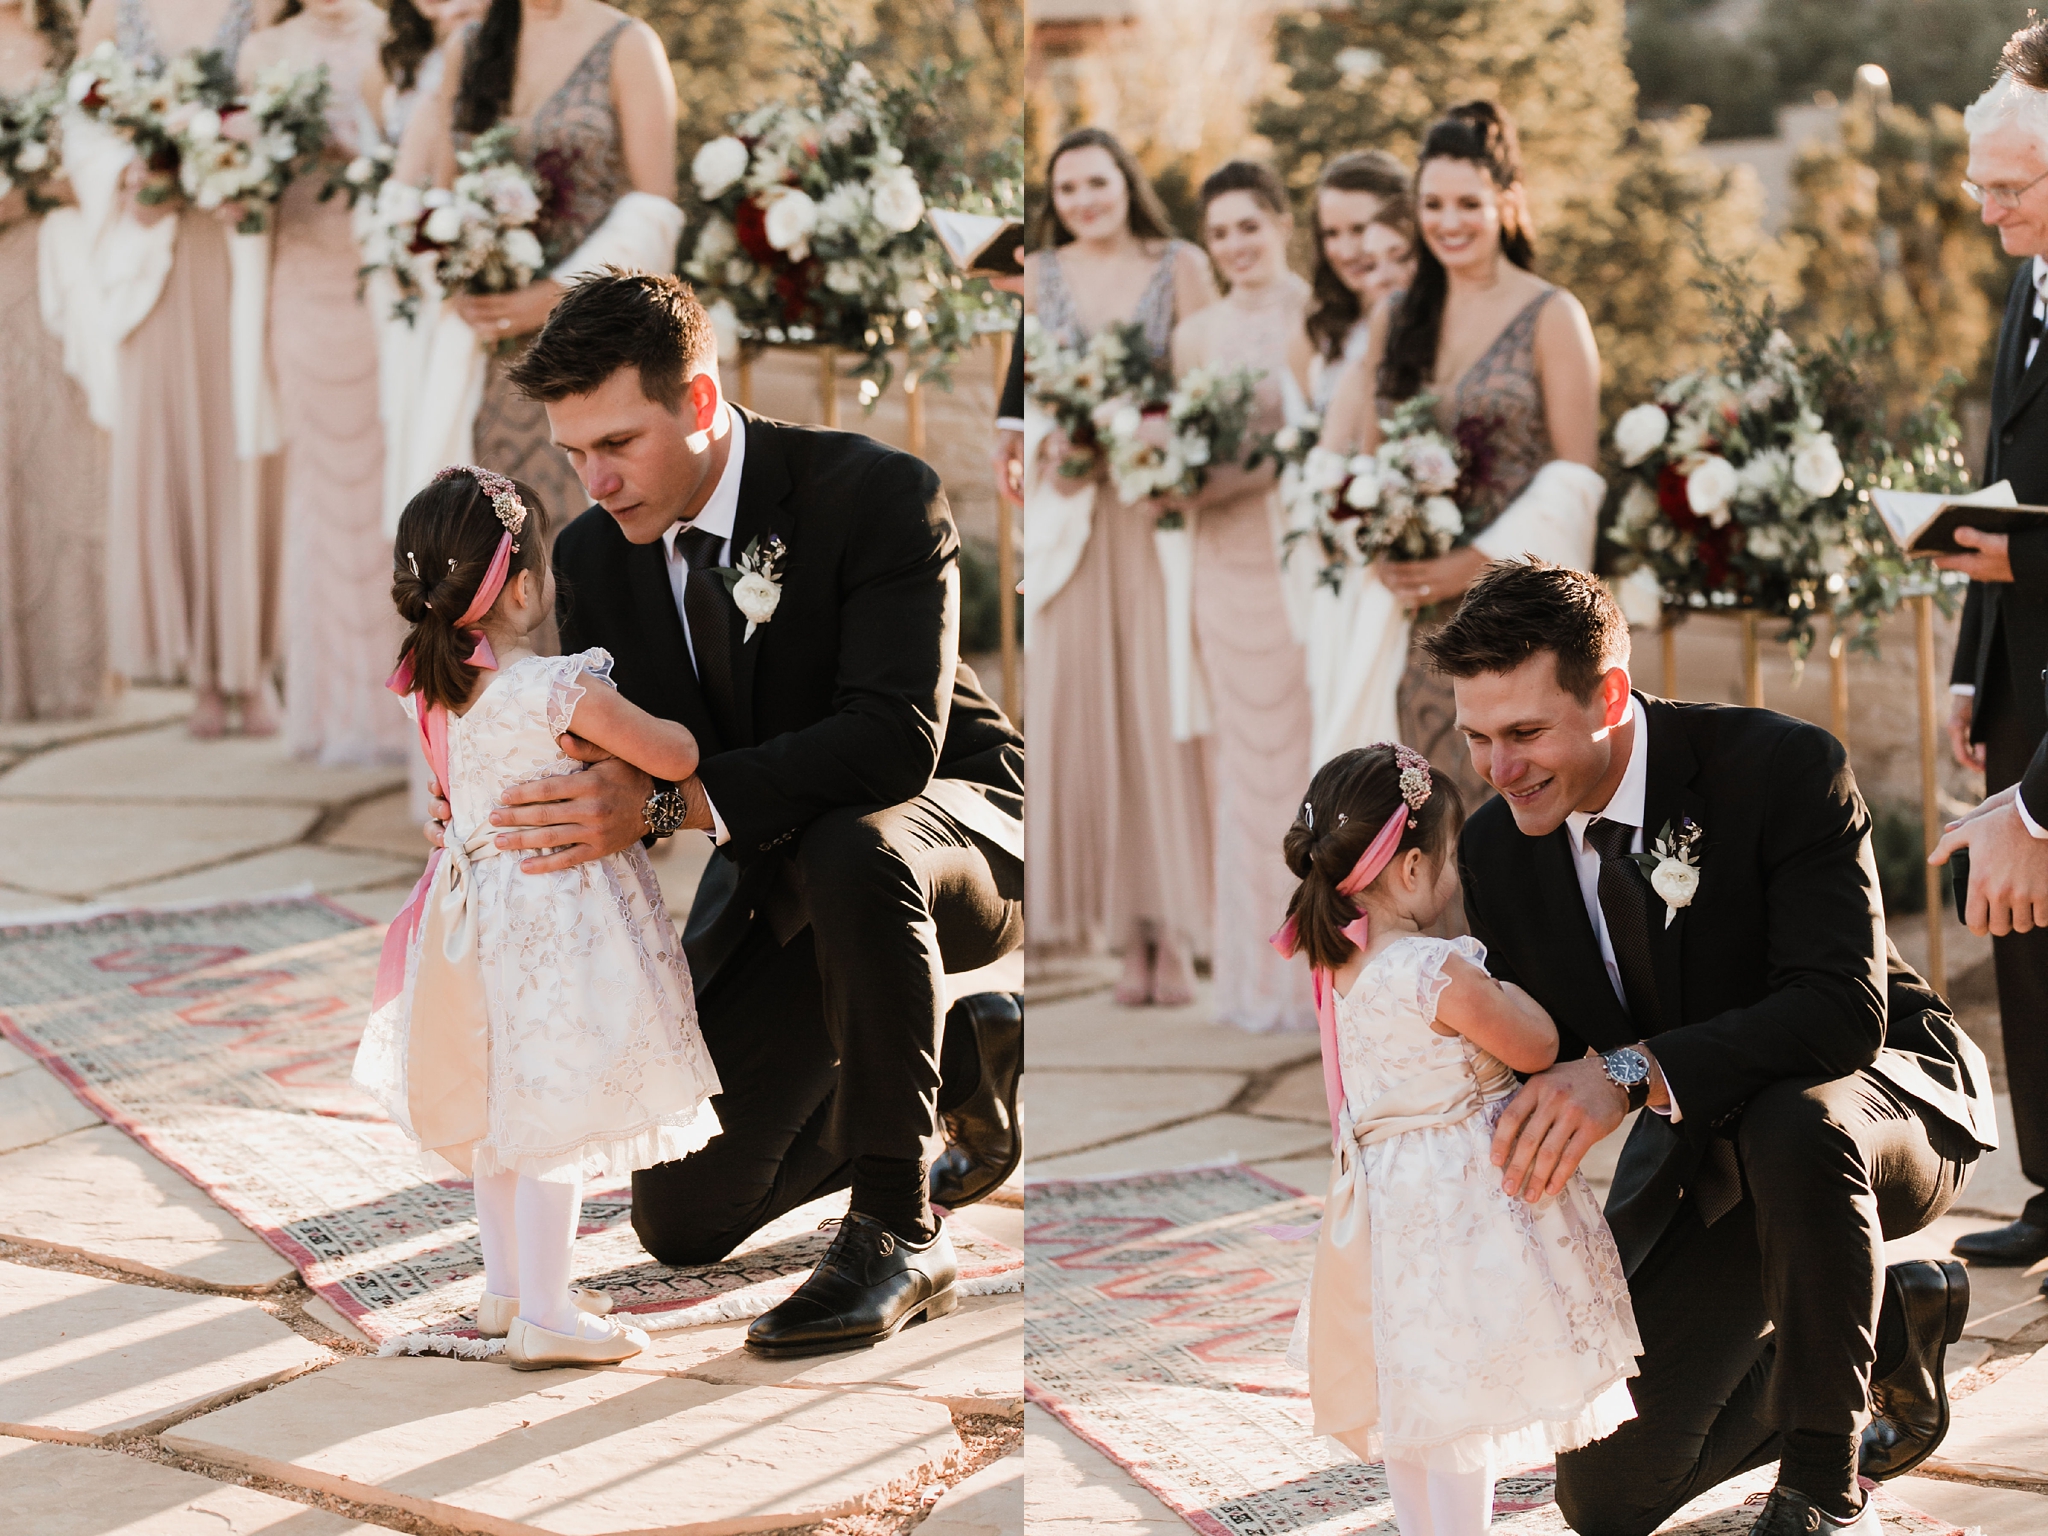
1280, 745, 1467, 972
1029, 126, 1177, 249
1305, 149, 1410, 362
390, 472, 550, 713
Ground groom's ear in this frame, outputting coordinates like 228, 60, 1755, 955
684, 372, 721, 433
1598, 666, 1632, 730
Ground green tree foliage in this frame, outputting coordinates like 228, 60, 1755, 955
620, 0, 1019, 175
1630, 0, 2031, 140
1257, 0, 1773, 412
1783, 101, 2012, 403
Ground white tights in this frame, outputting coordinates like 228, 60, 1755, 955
472, 1168, 584, 1333
1383, 1457, 1495, 1536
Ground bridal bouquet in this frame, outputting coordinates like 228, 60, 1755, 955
1098, 363, 1264, 524
324, 137, 393, 211
1022, 316, 1169, 477
357, 125, 550, 324
680, 2, 1017, 392
0, 80, 65, 211
1603, 262, 1971, 656
175, 60, 330, 233
68, 41, 236, 204
1287, 395, 1469, 588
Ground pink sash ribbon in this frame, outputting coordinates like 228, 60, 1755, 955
372, 530, 515, 1013
1269, 804, 1411, 1145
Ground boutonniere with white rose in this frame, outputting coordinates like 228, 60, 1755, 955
719, 535, 789, 642
1628, 818, 1702, 928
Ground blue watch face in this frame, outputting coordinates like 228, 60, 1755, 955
1604, 1049, 1649, 1086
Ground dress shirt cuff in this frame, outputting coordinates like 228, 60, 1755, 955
706, 791, 729, 846
996, 415, 1025, 432
1951, 683, 1977, 698
2019, 788, 2048, 841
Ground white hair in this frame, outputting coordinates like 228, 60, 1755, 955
1964, 71, 2048, 152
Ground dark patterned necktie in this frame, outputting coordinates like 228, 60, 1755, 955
1584, 816, 1744, 1224
674, 525, 735, 729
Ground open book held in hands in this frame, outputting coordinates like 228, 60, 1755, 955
1870, 479, 2048, 555
927, 208, 1023, 278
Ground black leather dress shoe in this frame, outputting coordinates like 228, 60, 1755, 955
1859, 1259, 1970, 1481
928, 992, 1022, 1210
1743, 1486, 1879, 1535
744, 1213, 959, 1358
1951, 1217, 2048, 1267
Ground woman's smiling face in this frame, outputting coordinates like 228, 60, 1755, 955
1204, 189, 1288, 287
1417, 156, 1505, 273
1051, 145, 1131, 243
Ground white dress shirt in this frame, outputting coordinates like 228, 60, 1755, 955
656, 405, 747, 844
1560, 698, 1680, 1119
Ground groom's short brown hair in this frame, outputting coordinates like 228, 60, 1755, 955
509, 269, 716, 411
1422, 560, 1630, 702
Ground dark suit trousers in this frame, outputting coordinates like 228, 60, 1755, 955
1984, 663, 2048, 1226
1555, 1073, 1975, 1536
630, 792, 1023, 1266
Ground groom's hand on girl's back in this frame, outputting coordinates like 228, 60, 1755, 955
490, 746, 656, 874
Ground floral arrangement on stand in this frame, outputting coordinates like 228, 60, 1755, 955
680, 2, 1018, 396
175, 60, 331, 233
0, 80, 67, 212
68, 41, 237, 206
1284, 395, 1471, 590
357, 124, 553, 326
1603, 265, 1972, 658
1021, 316, 1168, 479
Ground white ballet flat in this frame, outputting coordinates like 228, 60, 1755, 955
475, 1286, 614, 1339
504, 1312, 649, 1370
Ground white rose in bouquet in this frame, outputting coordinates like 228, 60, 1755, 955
1343, 458, 1381, 510
378, 179, 425, 224
14, 140, 48, 174
1614, 565, 1664, 628
500, 226, 544, 276
868, 165, 925, 234
1686, 454, 1738, 522
733, 570, 781, 626
1405, 437, 1459, 494
1745, 523, 1787, 560
1790, 432, 1844, 499
1301, 446, 1349, 494
1613, 402, 1669, 467
761, 186, 818, 257
185, 106, 221, 144
1423, 496, 1464, 539
422, 204, 464, 244
815, 181, 868, 238
1272, 424, 1300, 455
692, 135, 750, 200
824, 260, 864, 295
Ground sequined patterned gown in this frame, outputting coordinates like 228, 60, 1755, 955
271, 17, 408, 765
462, 16, 635, 528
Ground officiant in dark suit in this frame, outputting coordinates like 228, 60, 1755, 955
1937, 21, 2048, 1270
469, 272, 1023, 1360
1432, 564, 1997, 1536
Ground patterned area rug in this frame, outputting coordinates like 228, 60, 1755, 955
1026, 1166, 1965, 1536
0, 898, 1020, 1345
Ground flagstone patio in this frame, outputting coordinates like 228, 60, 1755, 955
0, 688, 1022, 1536
1025, 949, 2048, 1534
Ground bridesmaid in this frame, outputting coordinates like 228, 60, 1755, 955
1323, 102, 1601, 809
396, 0, 677, 527
378, 0, 482, 140
76, 0, 286, 738
1303, 150, 1413, 412
1024, 127, 1217, 1007
242, 0, 408, 765
0, 0, 106, 722
1171, 161, 1315, 1035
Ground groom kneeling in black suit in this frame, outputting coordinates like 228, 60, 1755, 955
1430, 564, 1997, 1536
471, 272, 1023, 1357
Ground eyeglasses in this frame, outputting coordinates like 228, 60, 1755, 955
1962, 167, 2048, 209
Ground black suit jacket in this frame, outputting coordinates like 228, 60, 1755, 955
1460, 695, 1998, 1275
999, 317, 1024, 422
1952, 259, 2048, 755
553, 408, 1024, 986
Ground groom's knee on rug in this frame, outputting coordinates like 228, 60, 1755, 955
1554, 1446, 1677, 1536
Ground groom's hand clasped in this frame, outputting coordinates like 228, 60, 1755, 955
421, 747, 714, 874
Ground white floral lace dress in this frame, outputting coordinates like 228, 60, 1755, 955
1310, 934, 1642, 1473
353, 649, 722, 1183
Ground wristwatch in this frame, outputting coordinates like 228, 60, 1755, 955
1600, 1046, 1652, 1113
641, 781, 689, 838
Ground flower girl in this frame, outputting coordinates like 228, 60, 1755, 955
1273, 744, 1640, 1535
353, 466, 723, 1370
